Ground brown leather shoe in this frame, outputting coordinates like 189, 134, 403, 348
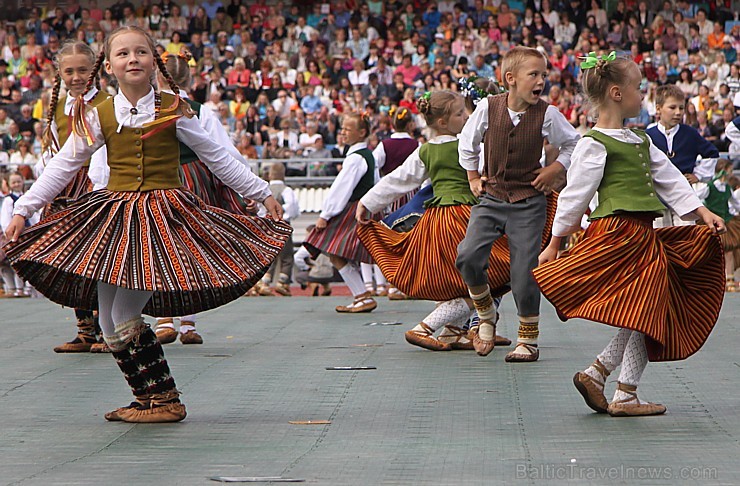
179, 329, 203, 345
155, 321, 178, 344
607, 383, 666, 417
437, 325, 474, 350
405, 324, 452, 351
53, 335, 97, 353
505, 343, 539, 362
335, 293, 377, 313
120, 401, 187, 423
471, 323, 496, 356
573, 372, 608, 413
388, 288, 407, 300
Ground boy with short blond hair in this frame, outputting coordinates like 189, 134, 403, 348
647, 84, 720, 227
456, 46, 580, 361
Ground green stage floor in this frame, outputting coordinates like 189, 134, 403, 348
1, 293, 739, 485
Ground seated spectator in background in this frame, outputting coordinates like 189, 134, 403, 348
0, 109, 12, 136
2, 122, 22, 153
348, 59, 369, 87
237, 133, 259, 160
361, 73, 388, 105
299, 121, 322, 157
472, 54, 494, 78
276, 118, 301, 158
394, 55, 421, 87
8, 140, 35, 179
227, 57, 251, 87
15, 105, 37, 138
300, 86, 323, 115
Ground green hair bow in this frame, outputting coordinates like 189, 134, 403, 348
580, 51, 616, 69
422, 91, 432, 101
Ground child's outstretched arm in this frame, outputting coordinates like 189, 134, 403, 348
357, 147, 428, 222
458, 99, 489, 196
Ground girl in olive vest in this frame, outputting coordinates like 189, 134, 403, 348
535, 54, 725, 417
303, 113, 380, 314
356, 90, 514, 352
41, 41, 111, 354
696, 159, 740, 292
5, 27, 290, 423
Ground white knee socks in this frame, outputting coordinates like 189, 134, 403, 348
584, 328, 633, 384
338, 263, 367, 297
614, 332, 648, 403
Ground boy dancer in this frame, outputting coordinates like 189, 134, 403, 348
456, 47, 580, 360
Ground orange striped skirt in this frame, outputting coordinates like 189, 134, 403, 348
721, 216, 740, 252
533, 216, 725, 362
358, 204, 510, 301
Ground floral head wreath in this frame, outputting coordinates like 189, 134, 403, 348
579, 51, 616, 69
457, 75, 505, 106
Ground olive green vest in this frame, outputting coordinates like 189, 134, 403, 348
419, 140, 478, 208
586, 129, 666, 220
348, 148, 375, 202
704, 179, 732, 222
56, 91, 109, 167
97, 92, 181, 191
179, 98, 202, 165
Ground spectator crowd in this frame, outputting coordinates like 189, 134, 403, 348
0, 0, 739, 188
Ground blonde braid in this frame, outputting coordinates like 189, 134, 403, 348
42, 74, 62, 154
71, 50, 106, 141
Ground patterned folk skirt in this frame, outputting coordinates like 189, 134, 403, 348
180, 160, 257, 215
356, 195, 557, 301
303, 200, 374, 264
44, 166, 94, 215
6, 188, 292, 316
533, 215, 725, 362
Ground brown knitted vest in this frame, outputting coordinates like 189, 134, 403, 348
483, 94, 547, 203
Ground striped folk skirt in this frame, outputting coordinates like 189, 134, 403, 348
721, 216, 740, 252
6, 188, 292, 316
533, 216, 725, 362
180, 160, 257, 215
45, 166, 94, 215
357, 195, 557, 301
304, 201, 373, 263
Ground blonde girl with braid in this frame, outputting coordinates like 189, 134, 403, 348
39, 41, 110, 355
4, 27, 291, 424
535, 53, 725, 417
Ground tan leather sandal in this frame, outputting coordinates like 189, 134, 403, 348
155, 319, 178, 345
471, 322, 496, 356
405, 323, 452, 351
573, 359, 609, 413
505, 342, 539, 362
335, 293, 377, 313
119, 390, 187, 423
607, 383, 666, 417
437, 325, 474, 350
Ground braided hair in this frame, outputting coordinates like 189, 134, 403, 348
72, 26, 194, 140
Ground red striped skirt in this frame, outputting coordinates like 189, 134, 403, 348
533, 216, 725, 362
6, 188, 292, 316
357, 195, 557, 301
304, 201, 373, 263
180, 160, 256, 215
721, 216, 740, 252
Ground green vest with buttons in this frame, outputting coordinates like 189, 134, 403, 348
97, 92, 182, 192
586, 129, 666, 220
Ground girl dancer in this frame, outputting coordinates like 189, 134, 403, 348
535, 53, 725, 416
304, 113, 379, 313
5, 26, 291, 423
42, 41, 110, 354
695, 159, 740, 291
356, 91, 518, 351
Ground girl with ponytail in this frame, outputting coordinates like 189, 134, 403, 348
4, 26, 291, 424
